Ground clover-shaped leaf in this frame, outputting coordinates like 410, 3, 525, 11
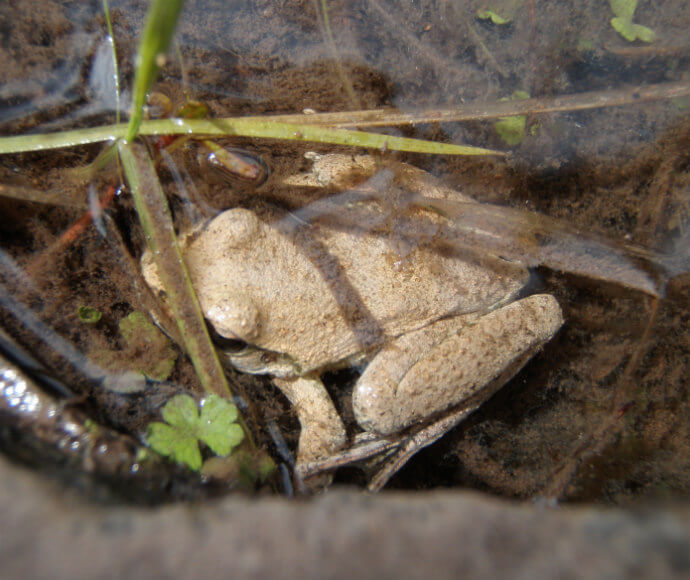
147, 394, 244, 471
197, 393, 243, 456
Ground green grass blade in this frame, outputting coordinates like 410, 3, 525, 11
117, 140, 232, 399
127, 0, 185, 141
0, 118, 503, 156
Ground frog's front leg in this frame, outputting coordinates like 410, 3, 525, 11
273, 376, 346, 466
351, 293, 564, 490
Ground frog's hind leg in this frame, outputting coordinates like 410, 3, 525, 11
298, 295, 563, 490
300, 294, 563, 490
365, 395, 490, 491
362, 294, 563, 491
294, 407, 476, 490
300, 336, 555, 491
295, 383, 496, 491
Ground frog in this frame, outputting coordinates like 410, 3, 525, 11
142, 155, 564, 491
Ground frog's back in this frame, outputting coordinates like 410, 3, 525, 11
315, 213, 529, 337
185, 206, 528, 373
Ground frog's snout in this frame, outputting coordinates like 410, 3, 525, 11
205, 295, 261, 343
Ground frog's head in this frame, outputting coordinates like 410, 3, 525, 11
204, 294, 303, 378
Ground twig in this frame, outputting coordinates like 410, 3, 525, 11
265, 80, 690, 127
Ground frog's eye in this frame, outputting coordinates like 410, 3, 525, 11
205, 296, 261, 343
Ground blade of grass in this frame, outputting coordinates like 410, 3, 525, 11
117, 141, 232, 400
126, 0, 185, 141
101, 0, 121, 124
3, 79, 690, 155
0, 118, 503, 155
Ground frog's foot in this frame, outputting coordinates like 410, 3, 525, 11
365, 405, 479, 491
273, 376, 346, 490
295, 400, 480, 492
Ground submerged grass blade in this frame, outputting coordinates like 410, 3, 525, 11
5, 79, 690, 156
0, 118, 503, 155
101, 0, 121, 125
117, 141, 233, 400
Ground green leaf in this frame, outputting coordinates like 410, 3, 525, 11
630, 23, 656, 43
0, 118, 503, 156
161, 393, 199, 428
477, 9, 512, 25
511, 90, 530, 101
77, 305, 102, 324
127, 0, 185, 140
609, 0, 655, 43
494, 115, 527, 145
610, 0, 637, 19
146, 393, 243, 471
493, 91, 529, 145
197, 395, 244, 456
611, 17, 655, 42
147, 421, 202, 471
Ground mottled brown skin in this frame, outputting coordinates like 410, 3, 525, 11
143, 157, 564, 486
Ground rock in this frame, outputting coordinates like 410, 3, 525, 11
1, 454, 689, 580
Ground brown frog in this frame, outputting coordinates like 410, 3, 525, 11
143, 155, 563, 490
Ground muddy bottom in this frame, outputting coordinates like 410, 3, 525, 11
0, 0, 689, 505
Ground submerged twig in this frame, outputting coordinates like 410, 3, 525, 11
263, 80, 690, 127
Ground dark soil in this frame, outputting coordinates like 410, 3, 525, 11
1, 0, 689, 504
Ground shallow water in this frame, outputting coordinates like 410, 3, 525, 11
0, 0, 689, 503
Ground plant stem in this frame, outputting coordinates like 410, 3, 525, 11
117, 141, 232, 401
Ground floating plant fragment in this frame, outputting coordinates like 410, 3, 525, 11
609, 0, 655, 43
493, 91, 529, 145
77, 306, 102, 324
477, 9, 511, 25
477, 0, 520, 25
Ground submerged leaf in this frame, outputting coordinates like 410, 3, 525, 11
494, 91, 529, 145
477, 9, 512, 25
610, 0, 637, 19
147, 421, 203, 471
494, 115, 527, 145
161, 393, 199, 428
609, 0, 655, 43
77, 306, 102, 324
611, 17, 655, 42
119, 311, 177, 381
